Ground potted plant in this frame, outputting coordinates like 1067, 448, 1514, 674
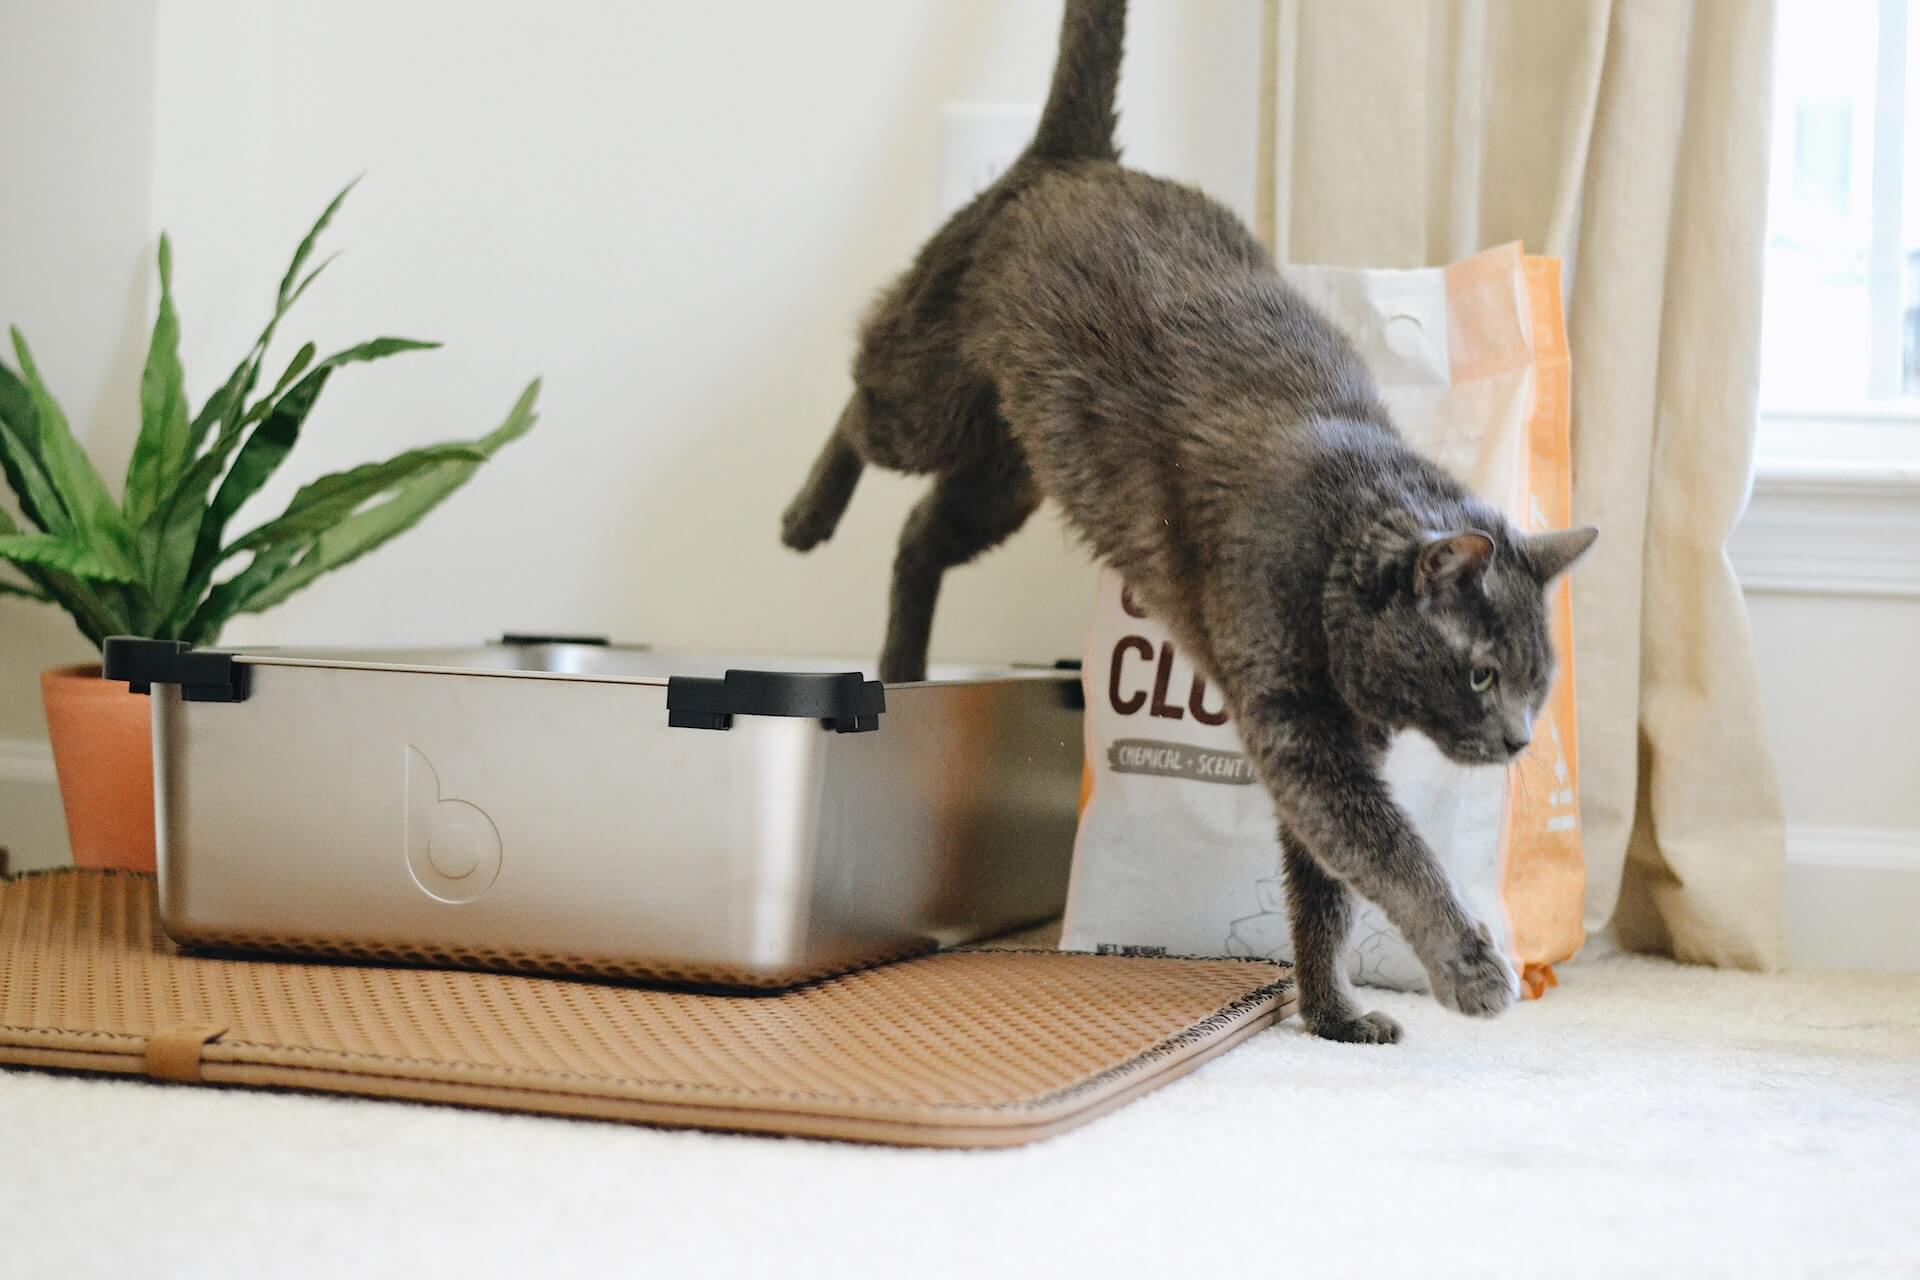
0, 182, 539, 871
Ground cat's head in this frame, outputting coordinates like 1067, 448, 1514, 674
1330, 519, 1597, 766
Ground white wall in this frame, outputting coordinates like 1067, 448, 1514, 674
0, 0, 158, 753
1748, 592, 1920, 832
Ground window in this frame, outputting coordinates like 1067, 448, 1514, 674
1762, 0, 1920, 465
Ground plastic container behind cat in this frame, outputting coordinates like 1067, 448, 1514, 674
1061, 243, 1583, 997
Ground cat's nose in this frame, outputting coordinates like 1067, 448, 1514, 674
1503, 709, 1534, 757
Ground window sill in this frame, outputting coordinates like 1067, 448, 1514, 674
1735, 409, 1920, 597
1754, 404, 1920, 472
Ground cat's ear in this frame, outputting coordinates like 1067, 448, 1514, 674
1414, 529, 1495, 594
1525, 526, 1599, 582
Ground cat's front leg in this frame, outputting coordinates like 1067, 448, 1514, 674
1239, 699, 1519, 1023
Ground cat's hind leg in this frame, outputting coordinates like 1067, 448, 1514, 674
781, 392, 869, 551
1282, 830, 1402, 1044
880, 448, 1039, 683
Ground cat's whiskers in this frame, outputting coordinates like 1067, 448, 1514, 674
1508, 759, 1534, 809
1507, 751, 1556, 812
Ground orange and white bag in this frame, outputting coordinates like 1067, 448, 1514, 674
1061, 243, 1584, 997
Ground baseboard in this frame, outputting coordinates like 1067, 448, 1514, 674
1786, 824, 1920, 972
0, 737, 55, 786
1786, 824, 1920, 873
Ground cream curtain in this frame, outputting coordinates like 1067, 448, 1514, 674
1256, 0, 1787, 968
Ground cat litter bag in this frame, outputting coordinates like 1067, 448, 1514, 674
1060, 242, 1583, 997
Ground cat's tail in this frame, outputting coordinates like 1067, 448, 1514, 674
1027, 0, 1127, 163
780, 393, 866, 552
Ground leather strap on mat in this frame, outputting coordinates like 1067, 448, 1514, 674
0, 871, 1293, 1147
144, 1022, 225, 1082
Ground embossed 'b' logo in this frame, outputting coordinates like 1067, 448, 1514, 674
405, 747, 502, 904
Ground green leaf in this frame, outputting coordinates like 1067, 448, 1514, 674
0, 354, 39, 457
223, 465, 469, 617
8, 328, 136, 558
182, 542, 300, 644
139, 416, 258, 622
185, 355, 252, 462
281, 252, 338, 318
246, 341, 317, 425
182, 180, 356, 459
3, 448, 140, 646
124, 235, 192, 525
0, 527, 52, 602
185, 378, 539, 642
221, 442, 488, 560
318, 335, 438, 364
278, 177, 359, 309
237, 336, 436, 446
205, 363, 333, 536
170, 336, 440, 621
0, 414, 69, 535
0, 358, 57, 530
155, 367, 333, 626
0, 533, 141, 583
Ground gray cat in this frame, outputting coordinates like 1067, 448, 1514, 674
781, 0, 1596, 1042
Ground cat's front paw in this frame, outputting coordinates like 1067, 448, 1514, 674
1424, 922, 1519, 1018
1305, 1009, 1403, 1044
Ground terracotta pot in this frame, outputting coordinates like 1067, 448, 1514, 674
40, 664, 156, 873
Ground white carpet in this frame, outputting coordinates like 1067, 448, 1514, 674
3, 954, 1917, 1279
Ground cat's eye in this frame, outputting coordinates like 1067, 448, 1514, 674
1469, 666, 1497, 693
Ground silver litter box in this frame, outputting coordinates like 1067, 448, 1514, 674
104, 637, 1085, 989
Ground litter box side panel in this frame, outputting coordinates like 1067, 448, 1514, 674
806, 679, 1083, 951
152, 663, 831, 984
